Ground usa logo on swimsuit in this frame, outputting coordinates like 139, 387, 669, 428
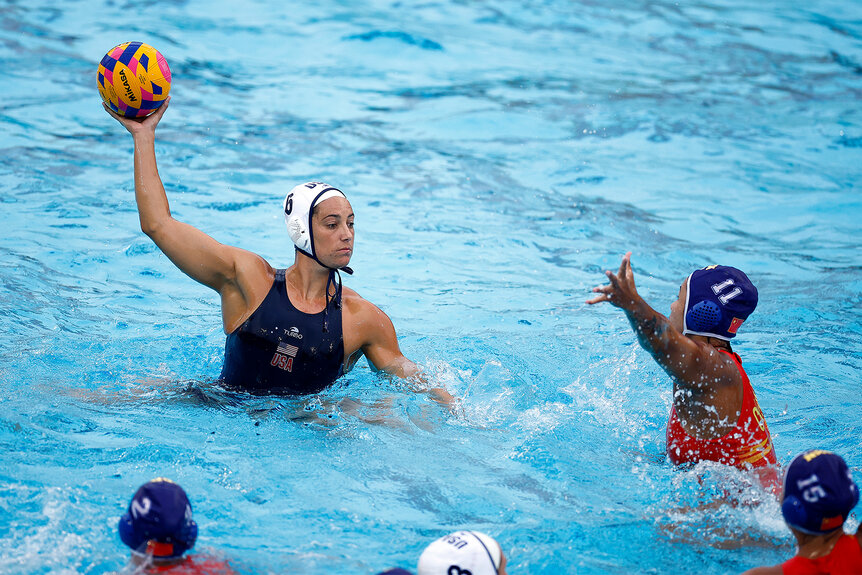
271, 341, 298, 372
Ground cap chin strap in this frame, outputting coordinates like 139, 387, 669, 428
468, 532, 501, 572
295, 247, 352, 333
295, 246, 353, 276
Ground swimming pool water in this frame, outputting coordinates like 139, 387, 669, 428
1, 0, 861, 573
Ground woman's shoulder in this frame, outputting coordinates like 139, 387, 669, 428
341, 287, 390, 319
342, 286, 371, 311
234, 249, 274, 277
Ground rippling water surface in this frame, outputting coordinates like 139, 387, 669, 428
1, 1, 861, 573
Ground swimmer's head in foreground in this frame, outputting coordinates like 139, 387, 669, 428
119, 478, 198, 563
741, 450, 861, 574
782, 450, 859, 535
668, 265, 758, 341
417, 530, 508, 575
284, 181, 354, 274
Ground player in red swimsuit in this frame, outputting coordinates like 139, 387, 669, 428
118, 478, 235, 574
742, 450, 861, 574
588, 254, 778, 486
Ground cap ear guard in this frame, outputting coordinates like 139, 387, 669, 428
781, 495, 808, 531
179, 519, 198, 554
182, 521, 198, 553
118, 511, 138, 550
685, 300, 722, 332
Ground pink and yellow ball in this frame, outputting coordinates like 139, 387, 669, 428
97, 42, 171, 118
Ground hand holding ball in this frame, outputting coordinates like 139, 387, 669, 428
97, 42, 171, 118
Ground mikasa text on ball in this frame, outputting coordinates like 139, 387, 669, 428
97, 41, 171, 118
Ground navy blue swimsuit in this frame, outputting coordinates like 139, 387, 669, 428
220, 269, 345, 394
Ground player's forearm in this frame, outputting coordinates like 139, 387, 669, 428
623, 300, 703, 387
412, 374, 456, 410
131, 132, 172, 237
428, 386, 457, 410
623, 299, 674, 361
390, 358, 457, 410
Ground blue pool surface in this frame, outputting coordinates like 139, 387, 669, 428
1, 0, 861, 573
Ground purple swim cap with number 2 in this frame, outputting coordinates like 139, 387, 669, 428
118, 478, 198, 559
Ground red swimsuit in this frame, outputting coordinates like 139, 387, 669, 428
666, 349, 777, 472
146, 555, 236, 575
782, 533, 862, 574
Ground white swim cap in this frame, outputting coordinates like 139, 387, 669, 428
417, 531, 502, 575
283, 181, 347, 260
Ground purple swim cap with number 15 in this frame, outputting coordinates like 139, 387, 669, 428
683, 265, 758, 341
782, 450, 859, 534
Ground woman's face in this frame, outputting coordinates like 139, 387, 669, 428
669, 278, 687, 333
310, 196, 354, 269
